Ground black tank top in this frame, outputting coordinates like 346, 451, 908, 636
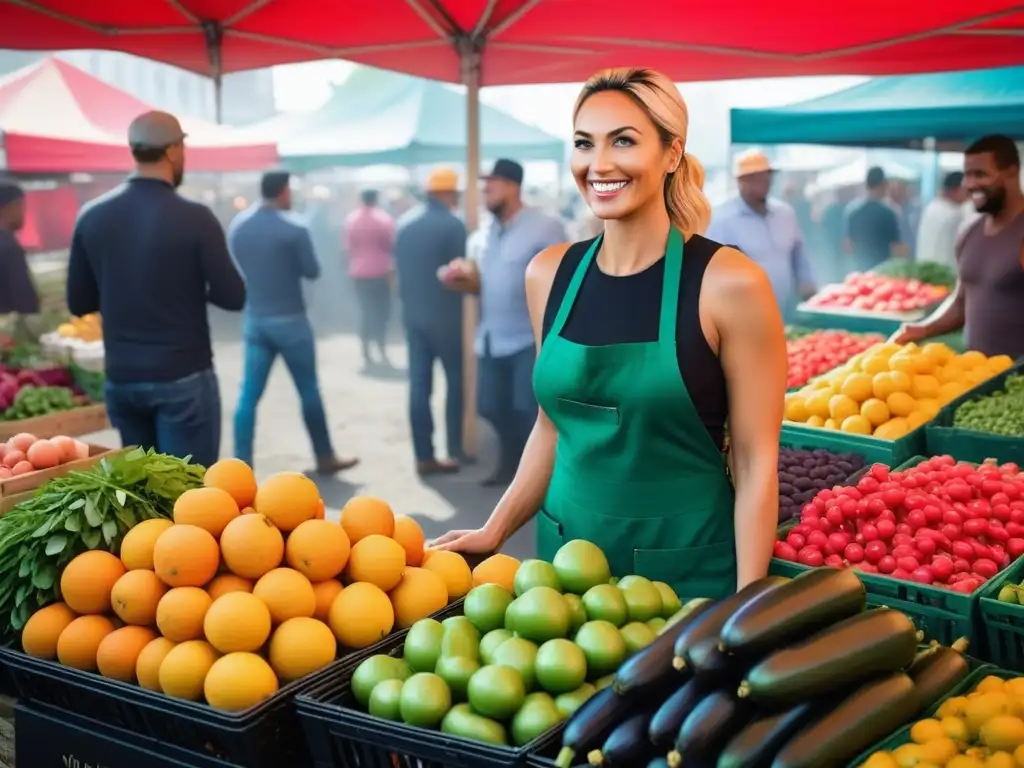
541, 234, 729, 449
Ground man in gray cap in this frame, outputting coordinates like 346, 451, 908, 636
66, 110, 246, 467
0, 179, 39, 318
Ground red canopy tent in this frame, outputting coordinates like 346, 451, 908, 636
0, 56, 277, 174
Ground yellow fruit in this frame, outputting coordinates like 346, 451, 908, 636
110, 569, 168, 626
861, 398, 891, 427
340, 496, 396, 544
938, 381, 967, 404
910, 718, 946, 744
887, 392, 917, 418
136, 637, 177, 691
1006, 680, 1024, 697
422, 551, 473, 599
889, 371, 913, 393
328, 582, 394, 648
892, 743, 923, 767
805, 390, 832, 420
840, 373, 874, 402
990, 355, 1014, 373
911, 375, 941, 400
960, 351, 987, 369
982, 716, 1024, 752
840, 415, 872, 435
203, 458, 258, 509
173, 487, 240, 538
346, 534, 407, 592
159, 640, 219, 700
392, 515, 427, 567
471, 554, 521, 592
60, 550, 126, 615
862, 355, 891, 374
285, 519, 351, 582
388, 567, 448, 629
806, 415, 826, 428
255, 472, 321, 532
874, 418, 910, 440
922, 342, 955, 365
906, 411, 930, 431
204, 592, 272, 653
917, 737, 960, 765
889, 354, 917, 375
204, 652, 279, 711
96, 626, 157, 682
784, 396, 809, 422
1013, 744, 1024, 767
268, 617, 337, 681
873, 372, 897, 400
980, 677, 1010, 694
120, 519, 174, 570
253, 568, 317, 624
312, 579, 344, 622
152, 525, 220, 588
937, 697, 969, 718
156, 586, 213, 642
56, 615, 117, 671
206, 574, 254, 601
823, 418, 839, 430
829, 394, 859, 421
220, 513, 285, 580
915, 398, 941, 419
989, 752, 1017, 768
862, 752, 900, 768
948, 756, 985, 768
22, 603, 77, 660
967, 693, 1011, 736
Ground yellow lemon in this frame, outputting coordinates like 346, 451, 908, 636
829, 394, 860, 421
889, 370, 913, 393
948, 756, 985, 768
938, 361, 966, 383
981, 715, 1024, 752
915, 398, 941, 419
893, 743, 923, 767
938, 381, 967, 404
805, 390, 832, 419
874, 417, 910, 440
989, 752, 1017, 768
1004, 680, 1024, 697
863, 355, 891, 375
861, 398, 891, 427
918, 737, 960, 765
966, 693, 1011, 737
879, 342, 904, 356
911, 374, 941, 399
823, 418, 839, 430
862, 752, 900, 768
941, 715, 969, 742
889, 354, 917, 375
990, 354, 1014, 373
937, 698, 969, 719
806, 415, 826, 427
977, 676, 1008, 695
784, 396, 809, 422
887, 392, 917, 418
910, 718, 947, 744
906, 411, 930, 430
840, 372, 875, 402
873, 372, 898, 400
922, 342, 955, 365
910, 353, 937, 375
959, 350, 988, 369
841, 415, 873, 435
1013, 744, 1024, 767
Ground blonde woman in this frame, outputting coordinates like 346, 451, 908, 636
430, 69, 785, 597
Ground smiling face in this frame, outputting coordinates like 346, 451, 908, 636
571, 90, 681, 223
964, 151, 1016, 215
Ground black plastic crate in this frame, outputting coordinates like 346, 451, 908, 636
295, 605, 564, 768
16, 699, 235, 767
1, 598, 464, 767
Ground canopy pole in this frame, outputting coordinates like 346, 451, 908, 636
921, 136, 939, 204
202, 21, 225, 124
460, 38, 482, 460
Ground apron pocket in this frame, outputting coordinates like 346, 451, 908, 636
535, 508, 565, 562
633, 540, 737, 601
556, 398, 620, 425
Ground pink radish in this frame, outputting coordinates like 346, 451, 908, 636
26, 440, 60, 470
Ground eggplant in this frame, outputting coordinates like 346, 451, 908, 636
685, 635, 753, 686
717, 701, 820, 768
771, 673, 920, 768
907, 640, 971, 714
648, 678, 707, 748
738, 608, 919, 707
672, 577, 787, 670
587, 711, 658, 766
555, 687, 622, 768
667, 689, 754, 768
719, 567, 866, 659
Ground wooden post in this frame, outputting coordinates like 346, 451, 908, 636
461, 42, 482, 459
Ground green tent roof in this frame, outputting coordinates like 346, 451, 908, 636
730, 66, 1024, 149
271, 67, 565, 170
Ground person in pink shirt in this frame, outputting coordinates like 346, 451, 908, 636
344, 189, 396, 367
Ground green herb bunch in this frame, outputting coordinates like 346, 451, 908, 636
0, 447, 205, 638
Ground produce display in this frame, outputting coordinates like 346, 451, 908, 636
552, 570, 969, 767
805, 274, 949, 314
859, 673, 1024, 767
56, 313, 102, 343
784, 342, 1013, 438
778, 446, 866, 522
953, 373, 1024, 437
40, 317, 104, 373
774, 455, 1024, 593
347, 540, 685, 749
18, 459, 470, 711
996, 571, 1024, 604
0, 432, 91, 479
787, 330, 884, 390
871, 258, 958, 289
785, 326, 815, 341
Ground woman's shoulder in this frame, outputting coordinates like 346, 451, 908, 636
528, 237, 594, 283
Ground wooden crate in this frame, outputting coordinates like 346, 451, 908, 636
0, 444, 124, 499
0, 404, 109, 441
0, 490, 33, 516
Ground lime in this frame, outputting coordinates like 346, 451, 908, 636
511, 692, 564, 746
647, 617, 667, 635
575, 620, 627, 678
368, 678, 403, 720
653, 581, 683, 617
442, 616, 481, 644
620, 622, 657, 655
513, 560, 562, 596
467, 665, 526, 720
504, 597, 521, 633
553, 540, 611, 595
404, 618, 444, 672
399, 673, 452, 728
492, 637, 538, 690
619, 577, 663, 622
562, 594, 587, 633
464, 584, 514, 634
513, 586, 571, 643
555, 683, 596, 718
480, 629, 514, 665
352, 655, 412, 707
582, 584, 628, 627
440, 624, 480, 661
534, 639, 587, 694
435, 654, 480, 700
441, 703, 509, 746
999, 585, 1019, 604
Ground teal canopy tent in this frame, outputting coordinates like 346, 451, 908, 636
254, 66, 565, 171
730, 66, 1024, 149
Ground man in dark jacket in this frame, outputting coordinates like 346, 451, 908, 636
394, 168, 466, 474
0, 180, 39, 319
66, 111, 246, 466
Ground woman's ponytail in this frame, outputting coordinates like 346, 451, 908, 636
665, 150, 711, 238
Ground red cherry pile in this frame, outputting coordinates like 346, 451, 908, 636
774, 455, 1024, 593
786, 329, 883, 389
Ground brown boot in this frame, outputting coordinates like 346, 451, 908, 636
417, 458, 460, 476
316, 455, 360, 475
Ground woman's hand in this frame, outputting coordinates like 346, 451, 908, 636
427, 526, 503, 554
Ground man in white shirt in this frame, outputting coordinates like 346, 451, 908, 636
915, 172, 966, 267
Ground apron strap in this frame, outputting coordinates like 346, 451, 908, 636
658, 227, 685, 345
549, 234, 602, 337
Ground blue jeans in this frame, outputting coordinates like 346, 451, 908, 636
478, 343, 536, 473
406, 324, 463, 462
234, 314, 333, 466
105, 369, 221, 468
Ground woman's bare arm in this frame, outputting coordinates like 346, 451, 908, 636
429, 244, 568, 552
706, 247, 787, 588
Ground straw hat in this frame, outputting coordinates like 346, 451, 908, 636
426, 168, 460, 193
733, 149, 774, 178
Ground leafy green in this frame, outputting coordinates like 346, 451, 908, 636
871, 259, 957, 289
0, 448, 204, 640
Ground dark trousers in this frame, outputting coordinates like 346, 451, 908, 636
352, 276, 392, 355
105, 368, 221, 468
478, 343, 537, 475
406, 324, 463, 462
234, 314, 334, 467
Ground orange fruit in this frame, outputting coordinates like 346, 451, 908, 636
206, 574, 254, 601
328, 582, 394, 648
285, 519, 350, 582
203, 458, 258, 509
254, 472, 320, 532
136, 637, 177, 691
57, 615, 116, 671
159, 640, 219, 700
22, 602, 77, 660
269, 617, 337, 681
203, 592, 272, 653
340, 496, 395, 544
471, 554, 521, 592
422, 551, 473, 599
388, 567, 448, 630
110, 569, 168, 626
219, 513, 285, 580
204, 652, 279, 711
393, 515, 426, 566
60, 550, 126, 615
152, 525, 220, 588
253, 568, 316, 623
315, 499, 326, 520
311, 579, 344, 622
156, 587, 213, 642
346, 534, 406, 592
120, 519, 174, 571
96, 626, 157, 682
173, 487, 240, 538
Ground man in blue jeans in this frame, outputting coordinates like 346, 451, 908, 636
67, 111, 245, 467
228, 171, 358, 473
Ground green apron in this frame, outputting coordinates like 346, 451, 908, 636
532, 227, 737, 599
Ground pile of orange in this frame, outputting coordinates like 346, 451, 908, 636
20, 458, 470, 712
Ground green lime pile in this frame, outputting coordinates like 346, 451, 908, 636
348, 539, 683, 747
953, 373, 1024, 436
